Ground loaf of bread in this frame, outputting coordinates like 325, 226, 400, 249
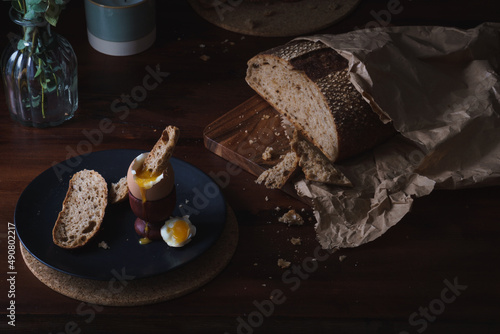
52, 169, 108, 249
246, 40, 394, 163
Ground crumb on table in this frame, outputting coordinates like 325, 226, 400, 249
277, 258, 291, 269
262, 146, 274, 160
278, 209, 304, 226
98, 241, 110, 249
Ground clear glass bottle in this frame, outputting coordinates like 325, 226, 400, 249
1, 8, 78, 128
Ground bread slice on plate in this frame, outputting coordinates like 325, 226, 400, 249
52, 169, 108, 249
108, 176, 128, 204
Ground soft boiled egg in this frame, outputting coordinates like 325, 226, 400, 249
127, 152, 175, 203
161, 216, 196, 247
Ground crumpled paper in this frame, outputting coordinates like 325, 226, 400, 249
294, 23, 500, 249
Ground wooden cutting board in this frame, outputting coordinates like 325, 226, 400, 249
203, 95, 306, 201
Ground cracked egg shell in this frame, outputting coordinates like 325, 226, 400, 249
126, 152, 175, 202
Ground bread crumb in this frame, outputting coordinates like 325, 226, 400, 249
265, 196, 269, 201
339, 255, 347, 262
290, 237, 301, 245
200, 54, 210, 61
278, 209, 304, 226
98, 241, 110, 249
277, 258, 291, 269
262, 147, 273, 160
263, 10, 275, 17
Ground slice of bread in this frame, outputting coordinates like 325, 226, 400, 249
291, 131, 352, 186
108, 176, 128, 204
52, 169, 108, 249
143, 126, 180, 175
256, 151, 298, 189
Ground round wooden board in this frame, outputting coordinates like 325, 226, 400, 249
21, 205, 238, 306
188, 0, 361, 37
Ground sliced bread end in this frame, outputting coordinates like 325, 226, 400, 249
52, 169, 108, 249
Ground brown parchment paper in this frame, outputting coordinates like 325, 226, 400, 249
294, 23, 500, 249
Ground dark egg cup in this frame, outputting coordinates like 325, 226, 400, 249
129, 188, 177, 241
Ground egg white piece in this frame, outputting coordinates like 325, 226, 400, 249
160, 216, 196, 247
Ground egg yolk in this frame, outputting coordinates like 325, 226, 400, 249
139, 224, 152, 245
167, 220, 190, 244
134, 167, 161, 203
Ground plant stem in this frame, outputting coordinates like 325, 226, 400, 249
16, 0, 25, 14
41, 83, 45, 119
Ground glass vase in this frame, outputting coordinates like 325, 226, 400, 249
1, 8, 78, 128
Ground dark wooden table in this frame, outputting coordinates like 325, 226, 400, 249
1, 1, 500, 333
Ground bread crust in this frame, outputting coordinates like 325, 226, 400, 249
143, 126, 180, 175
246, 40, 395, 162
52, 169, 108, 249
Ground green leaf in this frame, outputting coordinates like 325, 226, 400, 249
26, 0, 43, 5
45, 0, 62, 26
34, 65, 42, 78
31, 95, 41, 107
14, 0, 66, 27
17, 39, 27, 50
11, 1, 24, 13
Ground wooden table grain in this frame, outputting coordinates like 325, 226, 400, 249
1, 1, 499, 333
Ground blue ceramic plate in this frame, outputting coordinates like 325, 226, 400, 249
15, 149, 226, 281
